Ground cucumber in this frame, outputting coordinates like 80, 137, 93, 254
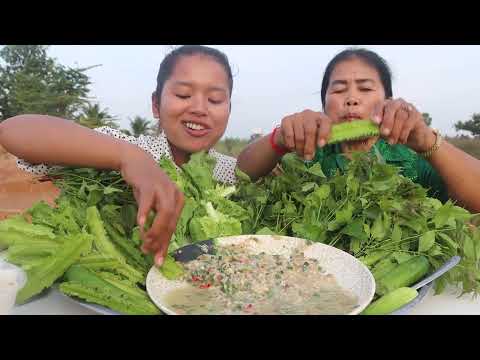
376, 256, 430, 296
361, 287, 418, 315
371, 255, 397, 282
359, 250, 390, 267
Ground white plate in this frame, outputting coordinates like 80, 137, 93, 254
146, 235, 376, 315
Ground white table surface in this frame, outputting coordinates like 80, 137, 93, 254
9, 285, 480, 315
408, 286, 480, 315
11, 289, 98, 315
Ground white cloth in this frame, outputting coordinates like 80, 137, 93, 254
16, 126, 238, 185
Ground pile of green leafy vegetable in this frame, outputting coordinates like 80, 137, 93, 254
1, 149, 479, 315
233, 152, 480, 296
50, 152, 248, 251
0, 196, 159, 314
0, 152, 247, 314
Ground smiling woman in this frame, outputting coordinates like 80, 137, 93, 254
0, 45, 238, 267
151, 50, 233, 164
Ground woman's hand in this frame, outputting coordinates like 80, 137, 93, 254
275, 110, 334, 160
119, 148, 184, 266
372, 98, 437, 153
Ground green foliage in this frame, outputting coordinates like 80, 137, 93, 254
455, 113, 480, 137
422, 113, 432, 126
234, 151, 480, 296
215, 137, 249, 157
76, 103, 120, 129
122, 116, 155, 137
0, 45, 95, 121
3, 138, 480, 313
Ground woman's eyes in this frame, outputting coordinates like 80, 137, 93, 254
175, 94, 224, 104
176, 94, 190, 99
331, 88, 374, 94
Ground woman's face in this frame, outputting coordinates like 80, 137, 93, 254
152, 54, 231, 154
324, 57, 386, 124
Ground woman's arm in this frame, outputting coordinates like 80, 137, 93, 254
237, 133, 283, 180
429, 140, 480, 213
0, 114, 138, 170
371, 99, 480, 213
237, 111, 333, 180
0, 114, 184, 266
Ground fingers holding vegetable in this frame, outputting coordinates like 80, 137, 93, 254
279, 114, 295, 150
303, 111, 321, 160
144, 187, 185, 266
120, 152, 185, 266
292, 114, 307, 158
138, 178, 183, 266
135, 187, 155, 232
371, 98, 436, 152
388, 101, 410, 145
316, 112, 333, 148
277, 110, 333, 160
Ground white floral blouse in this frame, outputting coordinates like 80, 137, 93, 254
16, 127, 238, 185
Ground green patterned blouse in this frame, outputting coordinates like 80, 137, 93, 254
311, 138, 449, 202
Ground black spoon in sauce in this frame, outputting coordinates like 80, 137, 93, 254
171, 240, 216, 263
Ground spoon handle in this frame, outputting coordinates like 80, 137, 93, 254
411, 256, 461, 290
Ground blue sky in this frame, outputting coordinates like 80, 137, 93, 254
41, 45, 480, 138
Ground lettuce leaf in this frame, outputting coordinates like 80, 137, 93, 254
189, 202, 242, 241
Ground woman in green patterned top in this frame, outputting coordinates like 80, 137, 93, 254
237, 48, 480, 213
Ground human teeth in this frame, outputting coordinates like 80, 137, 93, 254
185, 122, 205, 130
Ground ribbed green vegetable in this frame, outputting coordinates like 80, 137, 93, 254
96, 272, 149, 301
15, 233, 93, 304
103, 221, 150, 271
328, 119, 380, 144
76, 252, 145, 284
61, 265, 160, 315
86, 206, 126, 262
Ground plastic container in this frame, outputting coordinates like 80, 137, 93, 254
0, 258, 27, 315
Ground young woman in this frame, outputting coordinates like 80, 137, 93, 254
237, 48, 480, 213
0, 45, 237, 266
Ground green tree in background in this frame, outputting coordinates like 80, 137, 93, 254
0, 45, 96, 121
422, 113, 432, 126
215, 137, 249, 157
150, 120, 161, 135
76, 103, 119, 129
122, 116, 154, 137
223, 137, 236, 154
455, 113, 480, 137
